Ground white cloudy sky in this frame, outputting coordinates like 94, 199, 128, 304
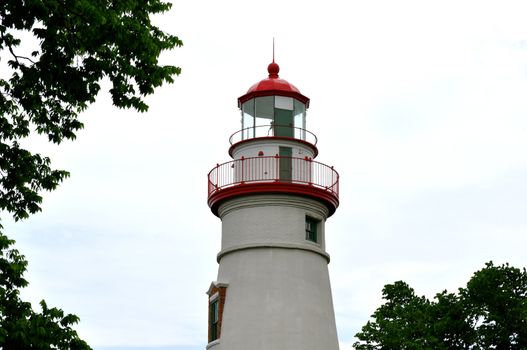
4, 0, 527, 349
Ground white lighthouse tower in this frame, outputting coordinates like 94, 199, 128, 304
206, 59, 340, 350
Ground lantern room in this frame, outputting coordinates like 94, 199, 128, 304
208, 60, 339, 218
236, 61, 311, 143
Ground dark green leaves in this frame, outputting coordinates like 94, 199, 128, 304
1, 0, 182, 221
355, 282, 442, 350
0, 0, 182, 346
354, 262, 527, 350
462, 262, 527, 349
0, 230, 91, 349
0, 142, 70, 220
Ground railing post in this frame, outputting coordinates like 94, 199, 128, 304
306, 157, 312, 186
214, 163, 219, 192
330, 166, 334, 193
241, 156, 245, 184
207, 156, 338, 204
275, 154, 279, 182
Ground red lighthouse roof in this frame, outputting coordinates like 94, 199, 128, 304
238, 62, 310, 107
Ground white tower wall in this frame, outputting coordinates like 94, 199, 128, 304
208, 194, 339, 350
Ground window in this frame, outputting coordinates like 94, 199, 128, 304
210, 299, 219, 341
305, 216, 318, 243
207, 282, 227, 343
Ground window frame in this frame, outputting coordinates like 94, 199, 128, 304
305, 216, 318, 243
210, 298, 219, 341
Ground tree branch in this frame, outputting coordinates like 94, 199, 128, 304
1, 32, 36, 66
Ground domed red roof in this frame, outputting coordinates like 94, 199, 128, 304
238, 62, 310, 108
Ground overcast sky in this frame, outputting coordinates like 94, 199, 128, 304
4, 0, 527, 349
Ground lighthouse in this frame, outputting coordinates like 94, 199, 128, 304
206, 59, 340, 350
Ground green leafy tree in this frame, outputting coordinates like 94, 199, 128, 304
0, 228, 90, 349
354, 262, 527, 350
1, 0, 182, 220
0, 0, 182, 347
462, 262, 527, 348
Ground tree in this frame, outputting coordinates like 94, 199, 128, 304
462, 262, 527, 348
1, 0, 182, 221
0, 0, 182, 347
0, 228, 90, 349
354, 262, 527, 350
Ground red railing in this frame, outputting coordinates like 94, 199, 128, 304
229, 125, 318, 146
208, 156, 339, 199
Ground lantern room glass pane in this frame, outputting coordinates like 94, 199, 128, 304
241, 99, 255, 140
254, 96, 274, 120
275, 96, 294, 110
293, 99, 306, 140
242, 112, 254, 139
242, 98, 255, 117
239, 97, 308, 142
254, 96, 274, 135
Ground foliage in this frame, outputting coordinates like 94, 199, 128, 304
354, 262, 527, 350
0, 228, 91, 349
1, 0, 182, 221
0, 0, 182, 347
